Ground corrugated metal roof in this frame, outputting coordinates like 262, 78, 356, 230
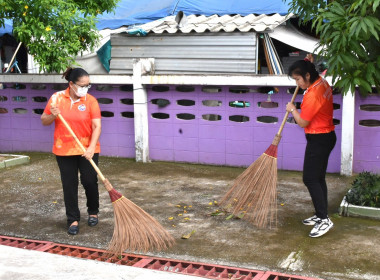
110, 13, 293, 35
95, 0, 292, 29
105, 13, 293, 75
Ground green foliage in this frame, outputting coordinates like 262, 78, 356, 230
288, 0, 380, 96
0, 0, 119, 73
346, 172, 380, 207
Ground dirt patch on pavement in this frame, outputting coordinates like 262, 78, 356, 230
1, 152, 379, 280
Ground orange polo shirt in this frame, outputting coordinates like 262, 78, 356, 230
44, 88, 101, 156
300, 77, 335, 134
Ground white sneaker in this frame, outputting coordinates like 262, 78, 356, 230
302, 215, 321, 226
309, 218, 333, 238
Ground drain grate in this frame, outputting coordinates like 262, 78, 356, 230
0, 235, 322, 280
45, 244, 145, 266
143, 259, 264, 279
0, 235, 54, 251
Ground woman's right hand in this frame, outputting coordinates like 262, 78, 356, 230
50, 106, 60, 117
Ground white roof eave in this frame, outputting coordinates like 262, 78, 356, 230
268, 23, 322, 54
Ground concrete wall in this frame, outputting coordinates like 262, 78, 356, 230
1, 74, 379, 175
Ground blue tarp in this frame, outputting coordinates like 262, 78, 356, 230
96, 0, 291, 30
0, 19, 13, 36
1, 1, 291, 34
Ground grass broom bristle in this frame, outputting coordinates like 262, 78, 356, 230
220, 143, 279, 228
103, 179, 175, 257
220, 87, 299, 229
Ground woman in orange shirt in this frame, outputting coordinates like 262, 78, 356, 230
286, 55, 336, 238
41, 67, 101, 235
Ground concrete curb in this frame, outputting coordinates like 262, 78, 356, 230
339, 195, 380, 220
0, 154, 30, 169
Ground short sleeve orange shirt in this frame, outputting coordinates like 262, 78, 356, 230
300, 77, 335, 134
44, 88, 101, 156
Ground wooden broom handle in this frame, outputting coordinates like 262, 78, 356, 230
277, 85, 300, 136
5, 42, 22, 73
271, 85, 299, 146
57, 114, 106, 182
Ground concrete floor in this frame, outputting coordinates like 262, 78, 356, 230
0, 152, 379, 280
0, 245, 204, 280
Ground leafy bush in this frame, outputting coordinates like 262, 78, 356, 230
346, 172, 380, 207
288, 0, 380, 96
1, 0, 119, 73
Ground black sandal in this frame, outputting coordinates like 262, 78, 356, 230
88, 215, 98, 227
67, 222, 79, 235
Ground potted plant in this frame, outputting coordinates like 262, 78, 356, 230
339, 171, 380, 219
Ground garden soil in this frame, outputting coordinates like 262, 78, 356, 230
0, 152, 380, 280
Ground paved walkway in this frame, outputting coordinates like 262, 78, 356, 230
0, 245, 204, 280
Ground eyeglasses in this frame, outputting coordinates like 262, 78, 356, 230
74, 83, 91, 90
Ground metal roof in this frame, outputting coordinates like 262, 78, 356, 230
109, 13, 293, 35
95, 0, 293, 30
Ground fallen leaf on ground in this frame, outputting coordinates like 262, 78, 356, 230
181, 230, 196, 239
226, 214, 235, 220
237, 212, 245, 219
210, 210, 226, 216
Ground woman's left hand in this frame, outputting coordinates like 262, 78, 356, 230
83, 147, 95, 160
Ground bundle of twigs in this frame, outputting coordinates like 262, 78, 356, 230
58, 114, 175, 256
219, 86, 300, 228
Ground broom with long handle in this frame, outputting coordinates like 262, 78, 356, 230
220, 86, 300, 228
56, 113, 175, 255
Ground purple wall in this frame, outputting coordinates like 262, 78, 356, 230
354, 92, 380, 173
147, 85, 343, 173
0, 83, 135, 158
94, 85, 135, 158
2, 81, 378, 173
0, 84, 54, 152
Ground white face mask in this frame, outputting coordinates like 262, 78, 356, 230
76, 86, 88, 97
72, 84, 89, 97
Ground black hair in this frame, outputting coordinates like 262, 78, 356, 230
62, 67, 89, 83
288, 60, 320, 84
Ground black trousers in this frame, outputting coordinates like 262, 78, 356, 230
303, 131, 336, 219
56, 154, 99, 225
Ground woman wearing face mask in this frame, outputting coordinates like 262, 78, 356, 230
41, 67, 101, 235
286, 54, 336, 238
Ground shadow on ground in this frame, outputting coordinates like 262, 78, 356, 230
0, 152, 379, 280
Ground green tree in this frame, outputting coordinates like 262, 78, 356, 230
288, 0, 380, 96
0, 0, 119, 73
